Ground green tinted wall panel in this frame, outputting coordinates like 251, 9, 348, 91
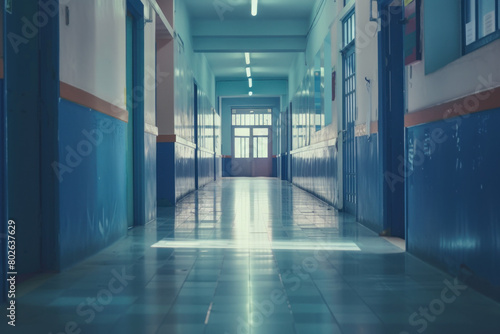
424, 0, 462, 74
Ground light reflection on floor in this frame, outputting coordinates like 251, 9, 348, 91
151, 239, 361, 251
3, 178, 499, 334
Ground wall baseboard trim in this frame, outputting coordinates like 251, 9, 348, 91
405, 86, 500, 127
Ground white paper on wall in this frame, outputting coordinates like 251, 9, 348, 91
465, 22, 476, 45
483, 11, 496, 36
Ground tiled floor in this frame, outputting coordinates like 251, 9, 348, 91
3, 178, 500, 333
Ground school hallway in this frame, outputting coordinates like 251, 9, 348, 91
2, 0, 500, 333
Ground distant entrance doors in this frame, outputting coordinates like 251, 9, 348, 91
342, 10, 357, 214
232, 109, 273, 177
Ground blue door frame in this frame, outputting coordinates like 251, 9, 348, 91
378, 2, 406, 238
127, 0, 146, 225
288, 102, 293, 183
194, 82, 199, 188
342, 45, 357, 215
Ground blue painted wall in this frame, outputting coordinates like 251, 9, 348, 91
145, 132, 157, 223
407, 108, 500, 299
157, 142, 176, 206
291, 144, 340, 208
198, 150, 215, 188
157, 141, 197, 206
58, 99, 128, 269
176, 143, 196, 201
356, 134, 383, 233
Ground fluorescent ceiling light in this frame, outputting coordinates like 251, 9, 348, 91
246, 67, 251, 77
251, 0, 258, 16
245, 52, 251, 65
249, 91, 253, 96
249, 78, 253, 88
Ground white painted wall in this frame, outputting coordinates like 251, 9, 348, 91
59, 0, 157, 127
60, 0, 127, 110
171, 0, 216, 142
355, 0, 379, 126
289, 0, 380, 144
407, 38, 500, 113
143, 1, 157, 126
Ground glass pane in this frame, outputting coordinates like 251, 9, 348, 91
253, 137, 258, 158
249, 114, 255, 126
235, 137, 241, 158
234, 128, 250, 137
236, 114, 241, 126
253, 128, 269, 136
232, 114, 236, 125
352, 13, 355, 39
259, 137, 268, 158
245, 138, 250, 158
235, 137, 250, 158
478, 0, 496, 39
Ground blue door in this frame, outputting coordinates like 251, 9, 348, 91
342, 11, 357, 214
380, 3, 405, 238
126, 12, 134, 228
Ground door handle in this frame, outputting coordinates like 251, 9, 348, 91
339, 130, 347, 143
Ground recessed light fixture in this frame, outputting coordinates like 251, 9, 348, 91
245, 52, 251, 65
250, 110, 254, 113
249, 78, 253, 88
251, 0, 258, 16
249, 91, 253, 96
246, 67, 251, 78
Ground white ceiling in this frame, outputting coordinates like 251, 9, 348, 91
183, 0, 315, 20
183, 0, 318, 81
204, 52, 298, 80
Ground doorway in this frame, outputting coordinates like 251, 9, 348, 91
126, 0, 146, 227
194, 82, 199, 189
342, 10, 357, 215
126, 11, 134, 228
380, 2, 405, 238
231, 109, 273, 177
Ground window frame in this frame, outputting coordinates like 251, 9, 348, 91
463, 0, 500, 54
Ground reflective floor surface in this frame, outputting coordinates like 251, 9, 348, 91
2, 178, 499, 333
